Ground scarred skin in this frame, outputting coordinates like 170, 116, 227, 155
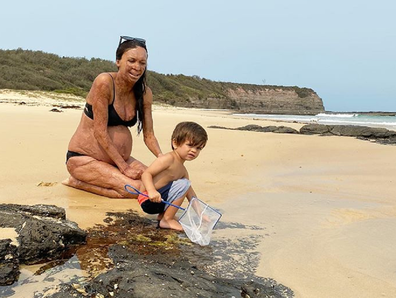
63, 46, 162, 198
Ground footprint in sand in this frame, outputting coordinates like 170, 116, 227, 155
37, 181, 58, 187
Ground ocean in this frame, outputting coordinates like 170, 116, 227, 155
233, 113, 396, 131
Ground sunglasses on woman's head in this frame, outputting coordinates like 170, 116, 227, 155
119, 36, 146, 46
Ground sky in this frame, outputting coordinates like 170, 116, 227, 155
1, 0, 395, 112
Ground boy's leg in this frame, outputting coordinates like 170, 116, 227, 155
159, 197, 185, 231
158, 178, 191, 230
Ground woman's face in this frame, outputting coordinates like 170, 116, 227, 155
116, 46, 147, 83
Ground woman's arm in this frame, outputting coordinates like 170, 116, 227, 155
142, 87, 162, 157
90, 74, 130, 174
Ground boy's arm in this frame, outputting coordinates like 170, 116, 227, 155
184, 176, 211, 223
141, 154, 173, 203
186, 186, 197, 202
183, 170, 197, 202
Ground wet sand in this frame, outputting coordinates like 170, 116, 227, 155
1, 95, 396, 298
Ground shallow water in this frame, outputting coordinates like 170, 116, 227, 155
233, 113, 396, 130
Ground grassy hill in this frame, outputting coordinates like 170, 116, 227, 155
0, 48, 318, 111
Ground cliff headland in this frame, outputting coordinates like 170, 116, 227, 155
0, 48, 324, 115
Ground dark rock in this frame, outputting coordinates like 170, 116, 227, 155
83, 245, 292, 298
53, 104, 82, 110
49, 108, 62, 113
208, 125, 229, 130
34, 284, 86, 298
329, 125, 395, 138
239, 125, 299, 134
211, 123, 396, 145
33, 211, 293, 298
300, 124, 396, 145
241, 280, 288, 298
0, 204, 86, 264
299, 124, 331, 135
272, 126, 299, 134
0, 204, 66, 220
376, 136, 396, 145
0, 239, 19, 286
210, 124, 299, 134
237, 124, 267, 131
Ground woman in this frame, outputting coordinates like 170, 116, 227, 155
63, 36, 162, 198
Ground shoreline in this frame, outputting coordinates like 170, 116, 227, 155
1, 92, 396, 297
1, 88, 395, 124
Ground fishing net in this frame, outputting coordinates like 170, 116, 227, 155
178, 197, 222, 246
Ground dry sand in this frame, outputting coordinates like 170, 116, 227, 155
1, 90, 396, 297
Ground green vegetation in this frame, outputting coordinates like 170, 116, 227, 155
0, 48, 116, 97
0, 48, 315, 107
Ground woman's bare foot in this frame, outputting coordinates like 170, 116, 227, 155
62, 176, 129, 198
159, 218, 183, 231
62, 176, 78, 187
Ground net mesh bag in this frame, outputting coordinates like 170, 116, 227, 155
178, 197, 222, 246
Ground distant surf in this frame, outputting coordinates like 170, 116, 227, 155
233, 113, 396, 130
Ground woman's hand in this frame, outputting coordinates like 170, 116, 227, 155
122, 165, 143, 180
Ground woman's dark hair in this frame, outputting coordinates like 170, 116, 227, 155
116, 39, 148, 134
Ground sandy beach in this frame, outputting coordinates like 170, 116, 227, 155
1, 91, 396, 298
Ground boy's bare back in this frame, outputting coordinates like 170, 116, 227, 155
145, 151, 188, 191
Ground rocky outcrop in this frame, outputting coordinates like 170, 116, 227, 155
185, 86, 324, 115
225, 86, 324, 115
80, 245, 292, 298
209, 124, 299, 134
235, 124, 299, 134
300, 124, 396, 145
0, 239, 19, 286
26, 210, 294, 298
0, 204, 87, 285
166, 80, 325, 115
37, 248, 292, 298
209, 124, 396, 145
0, 204, 66, 219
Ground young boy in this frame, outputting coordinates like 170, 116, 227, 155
138, 121, 208, 231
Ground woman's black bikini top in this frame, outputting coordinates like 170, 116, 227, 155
84, 74, 138, 127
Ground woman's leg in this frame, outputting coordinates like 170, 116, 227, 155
63, 156, 145, 198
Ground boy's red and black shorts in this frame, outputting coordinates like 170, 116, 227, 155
138, 178, 191, 214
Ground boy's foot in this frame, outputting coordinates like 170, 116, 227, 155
157, 214, 178, 222
158, 218, 183, 231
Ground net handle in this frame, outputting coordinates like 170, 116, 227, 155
124, 184, 185, 210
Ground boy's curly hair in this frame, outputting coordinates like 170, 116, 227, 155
171, 122, 208, 150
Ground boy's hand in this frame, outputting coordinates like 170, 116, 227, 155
202, 214, 211, 224
148, 190, 162, 203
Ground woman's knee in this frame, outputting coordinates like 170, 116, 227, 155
121, 179, 142, 198
65, 157, 87, 174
